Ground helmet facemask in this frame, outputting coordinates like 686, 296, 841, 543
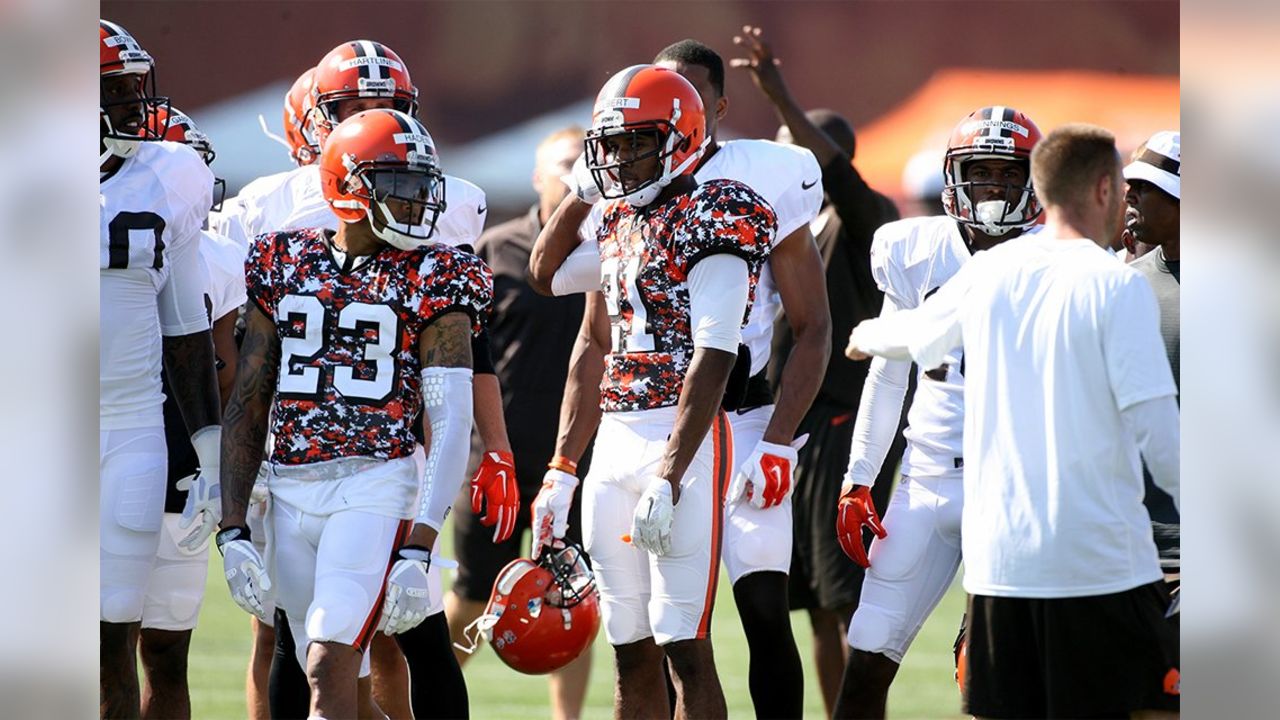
585, 106, 705, 207
943, 152, 1040, 237
339, 162, 446, 250
100, 70, 169, 165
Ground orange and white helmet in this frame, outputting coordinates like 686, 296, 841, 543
100, 20, 168, 162
310, 40, 418, 149
147, 106, 226, 211
585, 64, 707, 207
284, 68, 319, 165
459, 544, 600, 675
942, 106, 1043, 236
319, 108, 446, 250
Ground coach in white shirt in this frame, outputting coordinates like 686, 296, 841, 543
845, 124, 1180, 719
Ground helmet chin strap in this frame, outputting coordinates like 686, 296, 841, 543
623, 133, 709, 208
368, 197, 434, 250
452, 613, 500, 655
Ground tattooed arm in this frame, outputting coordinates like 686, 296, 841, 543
219, 304, 280, 528
409, 312, 475, 550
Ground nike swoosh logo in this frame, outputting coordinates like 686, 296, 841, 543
476, 205, 487, 215
768, 465, 784, 487
801, 178, 819, 190
495, 470, 507, 483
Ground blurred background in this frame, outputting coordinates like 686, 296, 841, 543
102, 0, 1179, 223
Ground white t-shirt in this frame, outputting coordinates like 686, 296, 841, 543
857, 233, 1178, 598
580, 139, 822, 375
100, 141, 213, 429
211, 164, 488, 251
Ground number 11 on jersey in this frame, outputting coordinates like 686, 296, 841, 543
601, 256, 656, 354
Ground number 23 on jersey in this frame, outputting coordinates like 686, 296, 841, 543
275, 294, 401, 405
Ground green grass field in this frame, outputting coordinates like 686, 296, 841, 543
188, 538, 966, 719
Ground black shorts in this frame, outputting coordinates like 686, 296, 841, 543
451, 451, 587, 603
787, 399, 900, 611
963, 582, 1181, 719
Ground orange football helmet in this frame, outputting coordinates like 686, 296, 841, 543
100, 20, 168, 162
942, 106, 1042, 236
318, 108, 446, 250
585, 64, 707, 207
146, 106, 225, 211
310, 40, 418, 149
284, 67, 319, 166
463, 544, 600, 675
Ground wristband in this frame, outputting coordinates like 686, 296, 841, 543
548, 455, 578, 474
396, 544, 433, 567
215, 525, 251, 555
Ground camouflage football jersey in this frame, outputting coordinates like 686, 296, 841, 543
245, 228, 492, 465
595, 179, 775, 412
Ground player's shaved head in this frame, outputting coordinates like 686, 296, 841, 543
654, 39, 725, 97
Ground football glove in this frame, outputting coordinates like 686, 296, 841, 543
727, 434, 808, 510
380, 545, 433, 635
531, 468, 579, 560
836, 482, 886, 569
217, 526, 272, 621
563, 153, 607, 205
177, 471, 220, 551
470, 450, 519, 544
631, 477, 675, 556
178, 427, 223, 550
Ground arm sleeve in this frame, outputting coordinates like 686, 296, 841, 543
1121, 394, 1180, 511
848, 293, 963, 367
415, 367, 475, 531
1104, 273, 1179, 410
687, 254, 750, 354
844, 297, 914, 486
551, 239, 602, 296
157, 200, 214, 337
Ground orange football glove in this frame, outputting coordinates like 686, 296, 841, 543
470, 450, 518, 543
836, 483, 886, 568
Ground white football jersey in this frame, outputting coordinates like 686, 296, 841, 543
697, 140, 822, 375
100, 141, 214, 430
211, 164, 488, 251
199, 230, 247, 323
869, 216, 1042, 478
869, 216, 972, 478
579, 140, 822, 375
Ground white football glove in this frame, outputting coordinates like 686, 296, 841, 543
631, 477, 675, 556
561, 153, 607, 205
217, 526, 272, 621
531, 469, 580, 560
726, 434, 808, 510
380, 546, 433, 635
179, 426, 223, 550
177, 471, 221, 551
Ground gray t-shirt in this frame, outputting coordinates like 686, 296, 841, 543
1131, 248, 1180, 393
1130, 247, 1181, 572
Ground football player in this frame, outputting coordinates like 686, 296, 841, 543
213, 41, 503, 719
99, 20, 223, 719
530, 39, 826, 719
136, 107, 245, 720
529, 65, 776, 719
832, 107, 1044, 719
217, 108, 492, 719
